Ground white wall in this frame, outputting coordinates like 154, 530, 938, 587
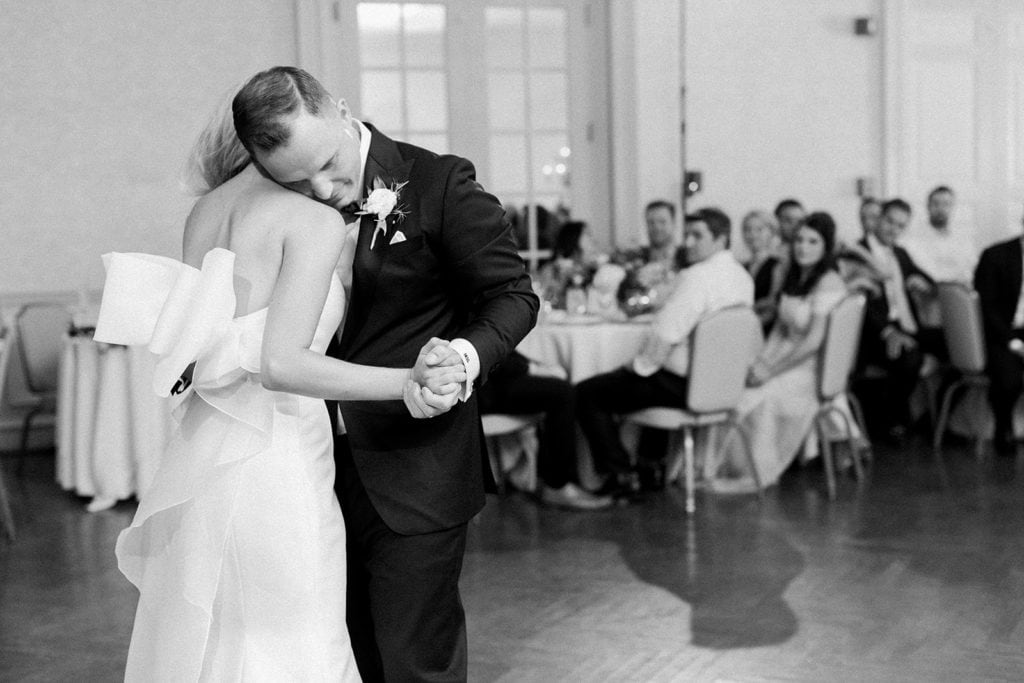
0, 0, 299, 297
609, 0, 683, 249
684, 0, 882, 248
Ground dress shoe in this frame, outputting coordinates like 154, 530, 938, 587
593, 472, 642, 500
540, 483, 613, 510
994, 431, 1017, 456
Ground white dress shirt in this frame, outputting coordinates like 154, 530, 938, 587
633, 249, 754, 377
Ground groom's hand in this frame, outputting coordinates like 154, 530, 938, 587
413, 337, 466, 395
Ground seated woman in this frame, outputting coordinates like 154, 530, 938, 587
712, 211, 856, 492
741, 210, 782, 330
535, 220, 605, 309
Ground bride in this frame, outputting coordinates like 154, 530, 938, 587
94, 98, 464, 681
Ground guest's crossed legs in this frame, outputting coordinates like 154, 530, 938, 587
575, 367, 689, 477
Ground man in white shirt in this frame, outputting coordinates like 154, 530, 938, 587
575, 208, 755, 497
904, 186, 978, 333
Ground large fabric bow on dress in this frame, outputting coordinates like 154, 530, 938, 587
94, 248, 271, 431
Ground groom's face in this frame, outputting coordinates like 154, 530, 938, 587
254, 100, 363, 212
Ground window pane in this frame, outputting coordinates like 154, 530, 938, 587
485, 8, 524, 69
403, 4, 445, 68
407, 132, 448, 153
489, 134, 528, 194
528, 8, 566, 69
361, 70, 404, 131
406, 70, 448, 130
488, 72, 525, 131
529, 72, 568, 129
358, 3, 402, 68
532, 133, 570, 195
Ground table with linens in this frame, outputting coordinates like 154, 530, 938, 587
56, 332, 173, 511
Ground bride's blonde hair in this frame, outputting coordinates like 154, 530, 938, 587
184, 90, 251, 195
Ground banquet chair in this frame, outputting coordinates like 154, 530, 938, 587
0, 328, 17, 540
623, 305, 762, 515
11, 302, 73, 470
932, 282, 988, 457
814, 293, 870, 501
481, 413, 543, 493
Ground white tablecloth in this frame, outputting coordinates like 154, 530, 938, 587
56, 335, 172, 510
517, 315, 650, 382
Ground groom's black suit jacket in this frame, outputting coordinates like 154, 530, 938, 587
330, 124, 538, 535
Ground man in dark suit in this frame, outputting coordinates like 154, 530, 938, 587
856, 198, 935, 441
234, 67, 538, 681
974, 226, 1024, 454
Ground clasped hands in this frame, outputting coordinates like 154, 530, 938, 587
404, 337, 467, 419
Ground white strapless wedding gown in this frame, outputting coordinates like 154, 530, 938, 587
94, 249, 360, 682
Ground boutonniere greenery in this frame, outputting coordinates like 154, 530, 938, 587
358, 177, 408, 249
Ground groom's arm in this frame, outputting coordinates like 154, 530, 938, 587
435, 156, 539, 386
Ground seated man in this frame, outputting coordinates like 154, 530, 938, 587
478, 351, 612, 509
855, 197, 935, 441
614, 200, 686, 311
974, 217, 1024, 454
576, 208, 755, 497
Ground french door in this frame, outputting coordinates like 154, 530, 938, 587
301, 0, 610, 270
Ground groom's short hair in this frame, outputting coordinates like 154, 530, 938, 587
233, 66, 332, 155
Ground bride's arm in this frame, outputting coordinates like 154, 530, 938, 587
261, 209, 465, 400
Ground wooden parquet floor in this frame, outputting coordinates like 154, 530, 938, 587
3, 437, 1024, 682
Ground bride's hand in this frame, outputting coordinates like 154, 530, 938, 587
402, 380, 459, 419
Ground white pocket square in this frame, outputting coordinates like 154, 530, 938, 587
389, 230, 407, 245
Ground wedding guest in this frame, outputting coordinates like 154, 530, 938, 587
479, 351, 612, 509
856, 198, 934, 441
712, 212, 857, 491
575, 208, 754, 497
774, 198, 806, 244
614, 200, 685, 312
836, 197, 886, 297
536, 220, 605, 308
973, 215, 1024, 454
760, 199, 806, 331
903, 186, 978, 347
741, 210, 782, 330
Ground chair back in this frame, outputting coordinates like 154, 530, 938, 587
818, 293, 867, 401
0, 328, 12, 406
686, 305, 761, 413
937, 281, 986, 374
14, 303, 73, 394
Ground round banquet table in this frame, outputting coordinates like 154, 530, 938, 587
56, 334, 173, 511
516, 312, 651, 383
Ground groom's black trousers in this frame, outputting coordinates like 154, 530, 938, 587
334, 436, 469, 682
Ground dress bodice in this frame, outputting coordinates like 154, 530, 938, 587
776, 278, 846, 338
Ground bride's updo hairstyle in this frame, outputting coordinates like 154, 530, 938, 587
232, 66, 332, 157
781, 210, 838, 297
185, 94, 251, 195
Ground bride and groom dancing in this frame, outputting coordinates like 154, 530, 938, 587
95, 66, 538, 681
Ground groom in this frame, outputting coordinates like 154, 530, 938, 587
233, 67, 538, 680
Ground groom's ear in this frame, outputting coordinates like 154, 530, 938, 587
335, 98, 351, 120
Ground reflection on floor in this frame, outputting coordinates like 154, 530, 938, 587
3, 437, 1024, 682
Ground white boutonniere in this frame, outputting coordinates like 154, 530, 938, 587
358, 177, 408, 249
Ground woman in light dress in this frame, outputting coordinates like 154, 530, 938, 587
95, 96, 464, 680
712, 211, 855, 492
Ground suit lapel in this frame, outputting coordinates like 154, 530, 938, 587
339, 125, 414, 353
